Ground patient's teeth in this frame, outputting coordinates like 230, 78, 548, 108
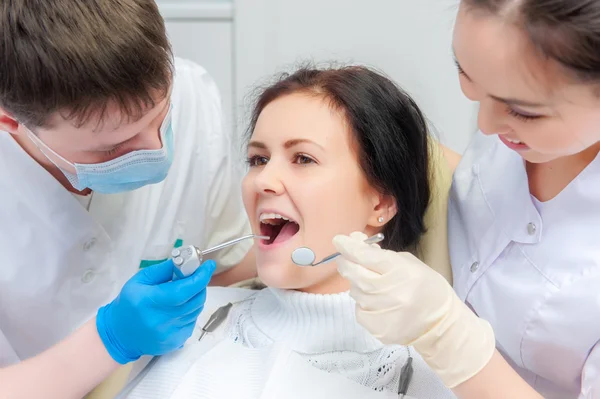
259, 213, 293, 223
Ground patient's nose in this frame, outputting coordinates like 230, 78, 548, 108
254, 163, 285, 195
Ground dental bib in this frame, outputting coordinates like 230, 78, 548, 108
126, 287, 455, 399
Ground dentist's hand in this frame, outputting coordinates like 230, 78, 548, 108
333, 232, 495, 388
96, 259, 216, 364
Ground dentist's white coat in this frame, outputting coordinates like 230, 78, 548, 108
0, 58, 251, 367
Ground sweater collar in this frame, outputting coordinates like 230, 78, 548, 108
249, 287, 383, 354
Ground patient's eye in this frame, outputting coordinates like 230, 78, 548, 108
246, 155, 268, 167
293, 153, 316, 165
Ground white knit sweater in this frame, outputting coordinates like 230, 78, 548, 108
126, 287, 455, 399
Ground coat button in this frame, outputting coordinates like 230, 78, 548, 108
82, 270, 95, 283
527, 223, 536, 235
470, 261, 480, 273
83, 238, 97, 252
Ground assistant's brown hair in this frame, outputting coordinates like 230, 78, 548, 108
464, 0, 600, 83
0, 0, 173, 129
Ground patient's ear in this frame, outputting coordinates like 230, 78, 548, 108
0, 108, 20, 134
368, 193, 397, 227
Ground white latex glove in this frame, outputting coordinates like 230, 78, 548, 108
333, 232, 496, 388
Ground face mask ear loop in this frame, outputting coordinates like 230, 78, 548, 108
158, 104, 174, 148
25, 128, 76, 169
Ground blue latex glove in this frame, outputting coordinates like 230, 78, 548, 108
96, 258, 216, 364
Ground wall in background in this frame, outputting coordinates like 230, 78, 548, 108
158, 1, 235, 135
159, 0, 479, 153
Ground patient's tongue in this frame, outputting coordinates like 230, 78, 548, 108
273, 222, 299, 244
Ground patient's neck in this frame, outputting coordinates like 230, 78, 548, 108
299, 272, 350, 295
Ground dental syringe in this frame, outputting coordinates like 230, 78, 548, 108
171, 234, 269, 280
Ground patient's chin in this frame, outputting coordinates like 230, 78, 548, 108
256, 260, 347, 293
256, 260, 303, 289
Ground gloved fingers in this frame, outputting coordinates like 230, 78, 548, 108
190, 260, 217, 284
337, 256, 384, 293
174, 289, 208, 317
349, 231, 369, 241
333, 234, 394, 275
349, 231, 382, 249
339, 234, 427, 276
354, 307, 412, 345
168, 321, 197, 349
178, 320, 198, 341
156, 261, 216, 306
350, 284, 414, 313
137, 259, 177, 285
176, 307, 204, 327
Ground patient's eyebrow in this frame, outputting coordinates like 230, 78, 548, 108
248, 138, 325, 151
283, 138, 325, 150
247, 140, 267, 150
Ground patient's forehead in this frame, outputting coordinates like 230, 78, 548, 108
252, 93, 352, 150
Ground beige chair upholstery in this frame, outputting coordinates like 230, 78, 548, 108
84, 363, 132, 399
415, 139, 453, 284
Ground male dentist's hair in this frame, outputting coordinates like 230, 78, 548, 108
464, 0, 600, 83
247, 65, 431, 252
0, 0, 173, 128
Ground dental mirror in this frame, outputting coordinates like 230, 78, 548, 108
292, 233, 385, 267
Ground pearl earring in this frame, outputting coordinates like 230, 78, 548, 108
378, 216, 384, 223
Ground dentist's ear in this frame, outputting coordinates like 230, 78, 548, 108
0, 108, 20, 134
368, 194, 397, 226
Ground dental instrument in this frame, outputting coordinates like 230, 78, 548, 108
291, 233, 384, 266
198, 302, 233, 341
171, 234, 269, 279
398, 348, 414, 397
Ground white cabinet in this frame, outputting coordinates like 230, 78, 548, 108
158, 1, 235, 135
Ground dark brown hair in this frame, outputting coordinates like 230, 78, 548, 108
464, 0, 600, 82
246, 66, 431, 252
0, 0, 173, 129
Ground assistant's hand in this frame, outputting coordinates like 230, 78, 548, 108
96, 258, 216, 364
333, 232, 495, 388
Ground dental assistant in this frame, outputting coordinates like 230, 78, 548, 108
0, 1, 253, 398
333, 1, 600, 398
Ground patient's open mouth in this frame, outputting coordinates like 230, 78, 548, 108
259, 213, 300, 245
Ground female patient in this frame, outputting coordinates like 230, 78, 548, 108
126, 66, 456, 399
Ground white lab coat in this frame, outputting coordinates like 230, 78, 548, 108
449, 131, 600, 398
0, 58, 251, 367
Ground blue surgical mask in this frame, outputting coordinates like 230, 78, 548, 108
27, 105, 175, 194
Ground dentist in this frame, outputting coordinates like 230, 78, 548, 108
0, 1, 253, 398
334, 0, 600, 398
